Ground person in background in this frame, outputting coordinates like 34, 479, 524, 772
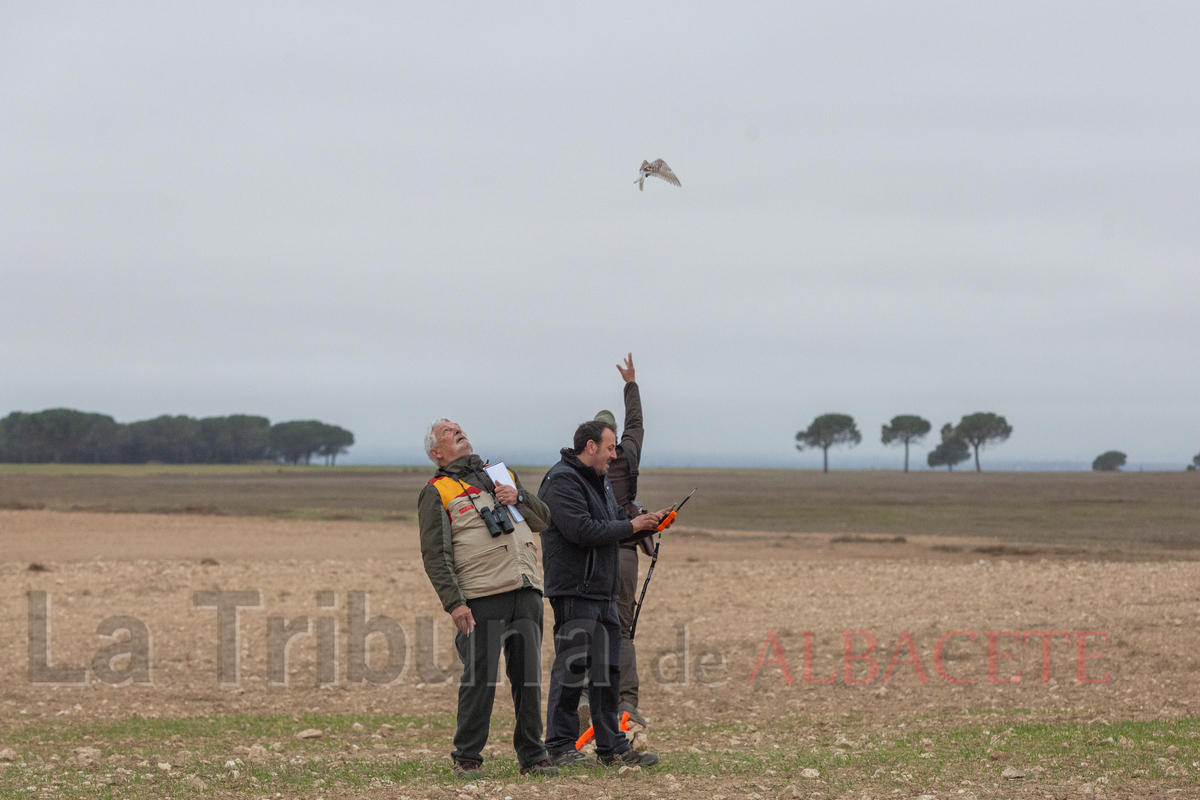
584, 353, 650, 731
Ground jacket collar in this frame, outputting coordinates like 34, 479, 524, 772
438, 453, 485, 478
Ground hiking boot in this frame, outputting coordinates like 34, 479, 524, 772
549, 749, 601, 769
601, 748, 659, 768
451, 759, 483, 779
577, 701, 591, 739
520, 759, 562, 777
618, 701, 647, 727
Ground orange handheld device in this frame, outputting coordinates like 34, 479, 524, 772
655, 488, 696, 533
575, 711, 632, 751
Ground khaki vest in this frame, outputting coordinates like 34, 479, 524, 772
429, 472, 543, 600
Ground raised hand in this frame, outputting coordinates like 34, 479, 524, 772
617, 353, 636, 383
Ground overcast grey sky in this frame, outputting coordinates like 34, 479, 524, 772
2, 3, 1197, 469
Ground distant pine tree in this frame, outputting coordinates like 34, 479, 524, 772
796, 414, 861, 473
954, 413, 1013, 472
1092, 451, 1126, 472
927, 424, 970, 471
881, 415, 932, 472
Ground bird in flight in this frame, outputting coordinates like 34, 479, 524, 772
635, 159, 681, 192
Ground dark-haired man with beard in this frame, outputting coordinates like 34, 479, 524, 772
537, 419, 669, 769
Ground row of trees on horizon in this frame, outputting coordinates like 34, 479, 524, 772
0, 409, 354, 466
6, 407, 1194, 471
797, 413, 1200, 473
796, 412, 1014, 473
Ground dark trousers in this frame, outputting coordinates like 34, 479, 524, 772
617, 546, 641, 707
546, 596, 629, 758
452, 588, 548, 768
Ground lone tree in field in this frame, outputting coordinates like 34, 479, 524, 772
954, 412, 1012, 472
1092, 451, 1127, 472
927, 424, 971, 471
796, 413, 861, 473
881, 415, 932, 472
1189, 453, 1199, 471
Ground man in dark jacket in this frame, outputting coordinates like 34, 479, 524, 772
538, 419, 668, 768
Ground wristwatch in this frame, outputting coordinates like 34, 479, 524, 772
516, 491, 526, 505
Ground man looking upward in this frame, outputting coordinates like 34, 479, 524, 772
417, 419, 559, 779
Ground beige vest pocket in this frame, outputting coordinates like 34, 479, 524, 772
517, 539, 543, 589
456, 542, 512, 599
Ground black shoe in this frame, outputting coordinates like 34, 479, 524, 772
549, 749, 601, 769
520, 759, 562, 777
600, 749, 659, 768
451, 759, 483, 779
618, 701, 647, 727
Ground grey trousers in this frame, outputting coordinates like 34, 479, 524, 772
578, 547, 642, 712
616, 545, 640, 707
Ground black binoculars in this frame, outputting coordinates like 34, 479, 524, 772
481, 503, 516, 537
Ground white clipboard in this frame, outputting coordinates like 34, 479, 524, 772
484, 462, 525, 523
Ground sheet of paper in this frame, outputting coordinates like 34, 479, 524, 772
484, 462, 525, 523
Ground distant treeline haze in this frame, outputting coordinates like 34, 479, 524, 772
0, 409, 354, 465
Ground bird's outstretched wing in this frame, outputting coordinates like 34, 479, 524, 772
647, 158, 681, 187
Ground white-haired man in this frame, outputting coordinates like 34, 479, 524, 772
417, 419, 559, 779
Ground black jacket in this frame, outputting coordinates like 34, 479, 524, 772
538, 448, 635, 600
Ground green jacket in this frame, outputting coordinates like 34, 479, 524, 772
417, 454, 551, 613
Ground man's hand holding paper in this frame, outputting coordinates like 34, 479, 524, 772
483, 462, 525, 522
